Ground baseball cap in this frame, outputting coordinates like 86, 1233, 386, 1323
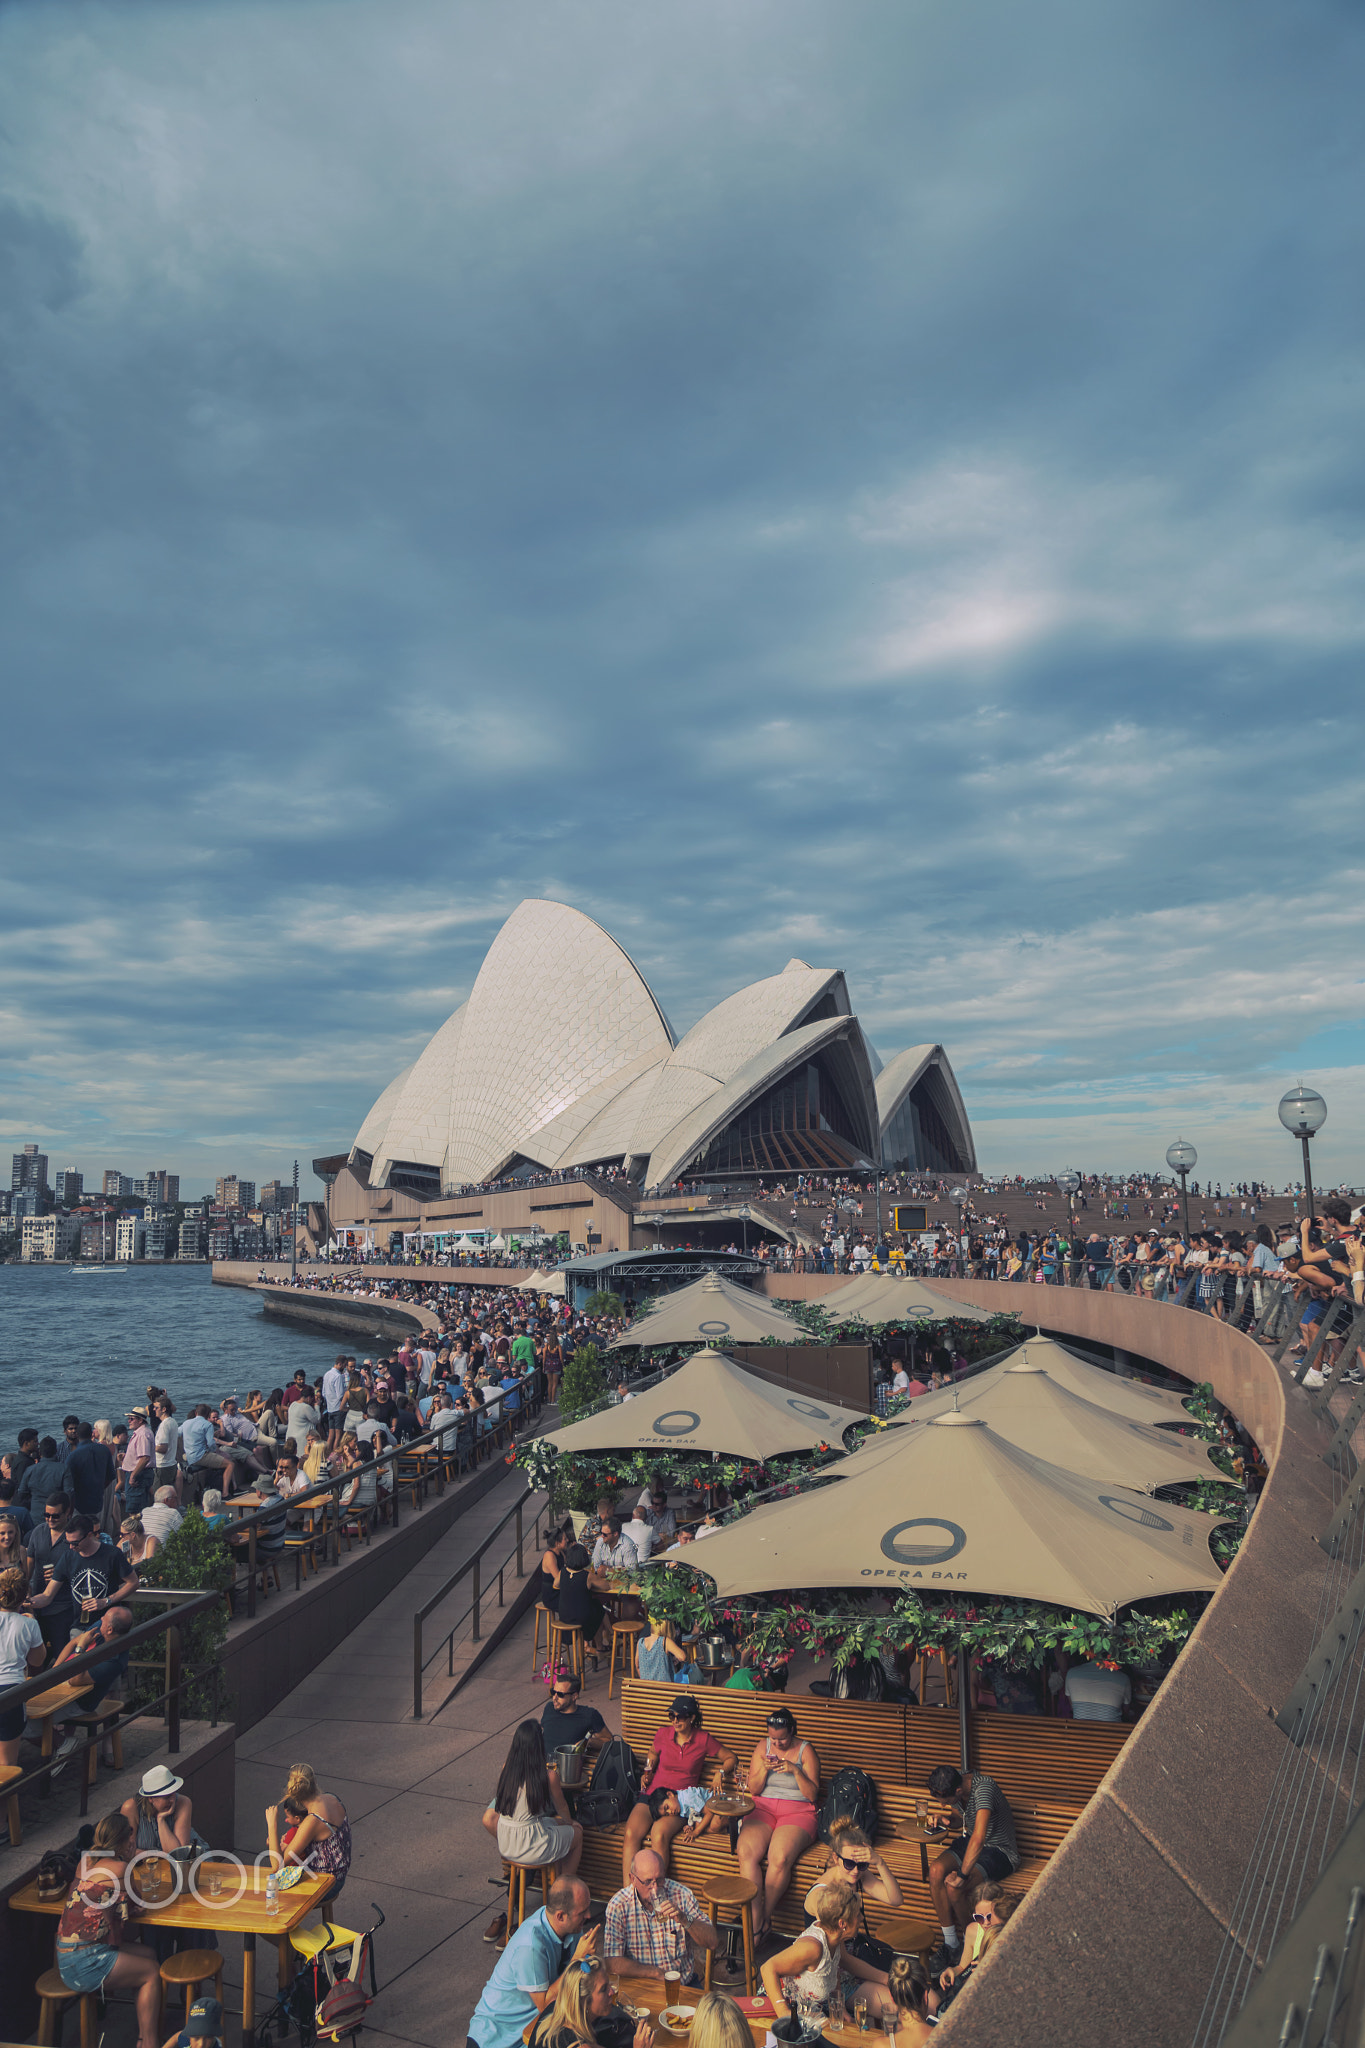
187, 1995, 224, 2030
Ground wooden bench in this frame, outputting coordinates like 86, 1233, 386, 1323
563, 1682, 1115, 1948
620, 1682, 911, 1780
621, 1681, 1129, 1806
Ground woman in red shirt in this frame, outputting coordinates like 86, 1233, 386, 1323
620, 1694, 736, 1885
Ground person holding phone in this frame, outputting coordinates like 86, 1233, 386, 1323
736, 1707, 821, 1941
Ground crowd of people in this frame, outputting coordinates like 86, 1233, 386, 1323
467, 1667, 1032, 2048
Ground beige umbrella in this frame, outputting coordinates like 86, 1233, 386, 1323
547, 1346, 864, 1461
842, 1356, 1223, 1493
608, 1271, 808, 1351
883, 1333, 1190, 1430
671, 1411, 1228, 1615
820, 1272, 997, 1325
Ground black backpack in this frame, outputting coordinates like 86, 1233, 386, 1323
817, 1765, 878, 1846
831, 1654, 887, 1702
577, 1737, 641, 1828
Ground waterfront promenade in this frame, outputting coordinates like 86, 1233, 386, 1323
227, 1465, 579, 2047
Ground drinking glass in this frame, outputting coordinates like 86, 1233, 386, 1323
882, 2014, 898, 2041
829, 1988, 846, 2033
915, 1796, 927, 1827
854, 1995, 870, 2033
207, 1871, 223, 1900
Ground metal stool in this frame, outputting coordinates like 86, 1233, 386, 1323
609, 1620, 645, 1698
159, 1948, 226, 2032
531, 1602, 555, 1674
701, 1873, 759, 1996
548, 1620, 584, 1682
505, 1859, 560, 1944
35, 1967, 98, 2048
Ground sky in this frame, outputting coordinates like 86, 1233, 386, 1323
2, 0, 1364, 1197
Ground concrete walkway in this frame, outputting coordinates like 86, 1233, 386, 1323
229, 1467, 615, 2048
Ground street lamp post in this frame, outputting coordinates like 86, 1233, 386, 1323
1279, 1084, 1327, 1223
1165, 1139, 1197, 1240
950, 1184, 969, 1274
290, 1158, 299, 1284
1055, 1171, 1080, 1283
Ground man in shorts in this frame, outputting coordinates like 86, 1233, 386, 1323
924, 1763, 1020, 1973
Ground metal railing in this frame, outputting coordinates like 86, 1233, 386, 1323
223, 1368, 546, 1617
0, 1586, 224, 1817
412, 1485, 549, 1718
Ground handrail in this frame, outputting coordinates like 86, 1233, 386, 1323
0, 1585, 226, 1816
224, 1367, 545, 1617
411, 1484, 546, 1718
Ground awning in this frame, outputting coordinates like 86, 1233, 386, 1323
608, 1271, 808, 1350
547, 1346, 866, 1460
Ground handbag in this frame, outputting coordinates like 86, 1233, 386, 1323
846, 1900, 894, 1975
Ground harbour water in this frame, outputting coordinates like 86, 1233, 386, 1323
0, 1263, 339, 1439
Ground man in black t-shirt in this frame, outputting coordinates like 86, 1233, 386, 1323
31, 1514, 138, 1636
540, 1672, 608, 1758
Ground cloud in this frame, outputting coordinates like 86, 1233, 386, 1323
1, 0, 1363, 1190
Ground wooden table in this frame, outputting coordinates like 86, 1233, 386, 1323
226, 1492, 266, 1513
704, 1794, 755, 1821
9, 1858, 334, 2048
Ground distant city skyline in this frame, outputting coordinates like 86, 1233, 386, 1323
1, 3, 1362, 1187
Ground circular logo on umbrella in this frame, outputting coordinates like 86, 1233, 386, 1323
880, 1519, 967, 1565
786, 1397, 831, 1421
697, 1320, 732, 1336
1098, 1495, 1173, 1532
652, 1409, 703, 1436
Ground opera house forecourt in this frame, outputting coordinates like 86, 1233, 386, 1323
320, 897, 975, 1245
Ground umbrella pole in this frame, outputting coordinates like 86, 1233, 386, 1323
957, 1645, 969, 1774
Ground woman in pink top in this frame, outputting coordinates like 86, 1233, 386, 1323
619, 1694, 736, 1885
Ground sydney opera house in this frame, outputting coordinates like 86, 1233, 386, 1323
341, 900, 975, 1207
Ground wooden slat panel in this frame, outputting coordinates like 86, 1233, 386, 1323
621, 1681, 909, 1781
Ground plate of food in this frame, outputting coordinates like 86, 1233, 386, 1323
660, 2007, 697, 2033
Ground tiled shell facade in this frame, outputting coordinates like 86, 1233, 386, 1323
350, 900, 975, 1188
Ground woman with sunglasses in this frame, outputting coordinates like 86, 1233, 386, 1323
938, 1883, 1015, 1996
805, 1819, 903, 1911
736, 1707, 821, 1941
621, 1694, 736, 1886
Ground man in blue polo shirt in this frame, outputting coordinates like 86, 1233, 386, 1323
468, 1876, 595, 2048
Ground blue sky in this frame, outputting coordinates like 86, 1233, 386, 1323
2, 0, 1363, 1196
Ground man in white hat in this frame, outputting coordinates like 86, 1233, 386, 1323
120, 1761, 196, 1854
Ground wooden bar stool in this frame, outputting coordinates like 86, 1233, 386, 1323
915, 1647, 954, 1708
531, 1603, 555, 1674
547, 1620, 584, 1682
608, 1620, 645, 1699
35, 1967, 98, 2048
159, 1949, 226, 2032
0, 1762, 22, 1845
504, 1859, 560, 1944
701, 1873, 759, 1996
68, 1697, 124, 1790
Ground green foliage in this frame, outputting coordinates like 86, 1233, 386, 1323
585, 1290, 625, 1319
559, 1344, 608, 1420
632, 1563, 1202, 1675
130, 1512, 235, 1718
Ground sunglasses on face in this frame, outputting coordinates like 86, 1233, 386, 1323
969, 1912, 996, 1924
839, 1856, 868, 1872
